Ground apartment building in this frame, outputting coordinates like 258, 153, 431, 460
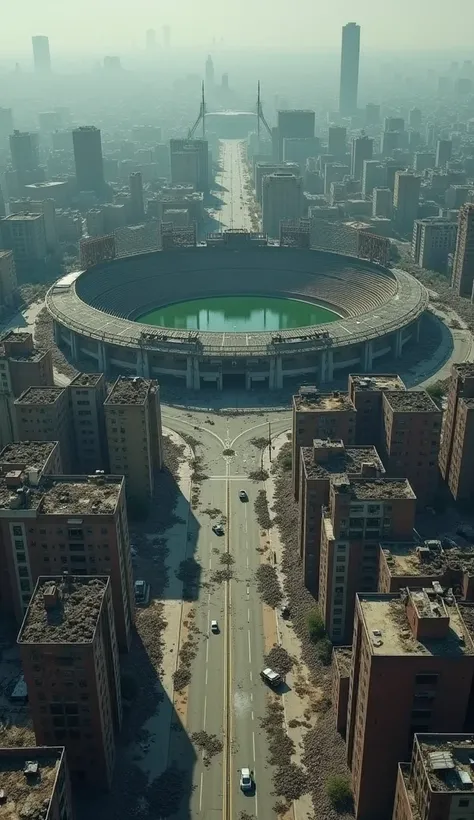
18, 576, 122, 790
0, 472, 133, 650
292, 386, 356, 501
0, 440, 61, 475
0, 213, 47, 269
394, 734, 474, 820
439, 364, 474, 501
348, 374, 406, 447
319, 478, 416, 644
104, 377, 162, 512
0, 331, 53, 449
381, 390, 442, 507
346, 590, 474, 820
69, 373, 108, 475
451, 204, 474, 298
298, 439, 384, 594
332, 646, 352, 737
0, 249, 18, 308
379, 538, 474, 600
0, 745, 74, 820
14, 387, 73, 473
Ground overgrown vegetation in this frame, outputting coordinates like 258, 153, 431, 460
326, 776, 353, 811
254, 489, 272, 529
249, 468, 270, 482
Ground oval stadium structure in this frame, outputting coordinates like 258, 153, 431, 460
47, 238, 428, 391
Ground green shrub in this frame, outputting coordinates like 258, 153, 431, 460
317, 637, 333, 665
307, 609, 325, 642
326, 775, 352, 810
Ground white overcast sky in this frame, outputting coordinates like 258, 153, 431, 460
2, 0, 474, 54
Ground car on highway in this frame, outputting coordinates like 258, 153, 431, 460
212, 523, 225, 536
238, 490, 248, 502
240, 767, 253, 792
280, 602, 291, 619
260, 667, 282, 688
211, 620, 219, 634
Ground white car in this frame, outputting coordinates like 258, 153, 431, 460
240, 767, 253, 792
211, 620, 219, 634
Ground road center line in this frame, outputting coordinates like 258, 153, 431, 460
248, 630, 252, 664
252, 730, 256, 759
199, 771, 203, 811
248, 608, 250, 623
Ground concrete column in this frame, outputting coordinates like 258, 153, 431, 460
136, 348, 150, 377
269, 358, 276, 390
395, 329, 403, 358
364, 341, 373, 371
275, 356, 283, 389
246, 372, 252, 390
416, 319, 421, 343
70, 331, 78, 361
186, 356, 194, 389
193, 358, 200, 390
53, 321, 61, 345
97, 341, 107, 374
326, 349, 334, 382
217, 372, 223, 391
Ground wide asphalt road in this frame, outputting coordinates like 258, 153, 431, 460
214, 139, 254, 232
163, 410, 291, 820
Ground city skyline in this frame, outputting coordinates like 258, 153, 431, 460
1, 0, 474, 54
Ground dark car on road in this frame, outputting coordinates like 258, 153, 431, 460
239, 490, 248, 502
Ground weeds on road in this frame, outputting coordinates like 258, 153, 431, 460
254, 489, 272, 529
249, 468, 269, 482
256, 564, 282, 608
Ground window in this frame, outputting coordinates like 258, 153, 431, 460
12, 525, 22, 537
415, 673, 438, 686
459, 799, 470, 808
68, 529, 83, 539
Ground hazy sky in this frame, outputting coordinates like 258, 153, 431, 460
2, 0, 474, 54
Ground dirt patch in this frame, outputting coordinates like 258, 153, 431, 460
256, 564, 282, 608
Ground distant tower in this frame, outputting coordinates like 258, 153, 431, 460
205, 55, 215, 87
163, 26, 170, 48
222, 73, 229, 90
129, 172, 145, 223
73, 126, 106, 195
146, 29, 156, 52
339, 23, 360, 116
32, 35, 51, 73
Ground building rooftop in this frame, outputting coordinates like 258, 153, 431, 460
70, 372, 103, 388
0, 331, 31, 344
417, 735, 474, 793
382, 540, 474, 578
3, 213, 43, 222
19, 576, 108, 644
383, 390, 440, 412
358, 592, 473, 656
333, 477, 416, 500
333, 646, 352, 676
0, 747, 64, 820
454, 363, 474, 379
0, 441, 57, 471
15, 387, 65, 405
293, 388, 355, 412
0, 250, 14, 259
104, 375, 152, 405
302, 442, 384, 480
0, 474, 123, 515
349, 374, 405, 392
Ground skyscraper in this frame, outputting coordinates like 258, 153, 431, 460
351, 135, 373, 181
146, 28, 156, 52
129, 171, 145, 223
9, 130, 40, 183
205, 55, 214, 87
32, 35, 51, 73
72, 126, 106, 195
163, 25, 170, 47
451, 204, 474, 297
339, 23, 360, 116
